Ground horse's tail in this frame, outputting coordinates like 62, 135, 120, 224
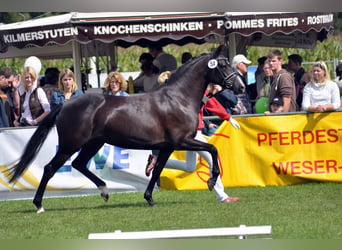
8, 104, 63, 183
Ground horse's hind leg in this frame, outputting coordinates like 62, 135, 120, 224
179, 138, 220, 191
71, 140, 108, 201
144, 148, 173, 207
205, 144, 220, 191
33, 152, 71, 213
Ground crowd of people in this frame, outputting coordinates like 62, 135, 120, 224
1, 47, 342, 204
0, 57, 87, 128
131, 46, 342, 120
253, 50, 341, 116
1, 49, 341, 131
4, 47, 340, 129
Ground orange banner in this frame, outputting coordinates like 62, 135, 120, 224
160, 112, 342, 190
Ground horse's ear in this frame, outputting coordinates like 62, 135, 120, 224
212, 45, 229, 59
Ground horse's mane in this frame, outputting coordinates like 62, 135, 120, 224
165, 52, 210, 86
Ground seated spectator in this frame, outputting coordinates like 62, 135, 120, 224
103, 71, 129, 96
302, 61, 340, 112
42, 67, 60, 104
14, 66, 50, 126
51, 68, 84, 111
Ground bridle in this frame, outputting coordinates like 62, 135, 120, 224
212, 57, 239, 89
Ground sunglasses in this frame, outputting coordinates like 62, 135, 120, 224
313, 62, 326, 70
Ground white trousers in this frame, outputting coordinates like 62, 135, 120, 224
165, 131, 229, 202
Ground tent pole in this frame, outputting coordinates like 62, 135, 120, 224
72, 40, 82, 90
228, 33, 236, 62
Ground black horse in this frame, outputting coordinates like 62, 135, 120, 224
7, 45, 245, 213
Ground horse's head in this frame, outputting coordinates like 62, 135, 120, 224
207, 45, 245, 95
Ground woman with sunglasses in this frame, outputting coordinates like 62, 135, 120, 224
302, 61, 340, 112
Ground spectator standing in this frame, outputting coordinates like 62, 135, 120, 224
103, 71, 129, 96
148, 45, 177, 73
51, 68, 84, 111
139, 52, 154, 65
133, 62, 160, 92
287, 54, 310, 110
334, 63, 342, 101
255, 60, 273, 113
0, 97, 8, 127
13, 66, 50, 126
335, 63, 342, 83
133, 52, 154, 93
258, 60, 273, 98
232, 54, 252, 113
42, 67, 60, 104
267, 49, 296, 112
255, 56, 268, 96
302, 61, 340, 112
181, 52, 193, 64
0, 67, 19, 127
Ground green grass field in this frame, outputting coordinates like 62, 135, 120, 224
1, 182, 342, 239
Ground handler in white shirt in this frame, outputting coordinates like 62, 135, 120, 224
302, 61, 340, 112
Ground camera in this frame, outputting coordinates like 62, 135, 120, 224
7, 81, 17, 92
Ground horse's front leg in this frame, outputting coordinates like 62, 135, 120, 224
144, 149, 172, 207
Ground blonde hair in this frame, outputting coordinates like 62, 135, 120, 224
103, 71, 127, 92
311, 61, 331, 82
58, 68, 78, 92
22, 66, 38, 91
157, 71, 171, 85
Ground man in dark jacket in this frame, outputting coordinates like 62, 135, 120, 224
232, 54, 253, 114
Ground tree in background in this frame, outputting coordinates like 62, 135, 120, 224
0, 12, 65, 24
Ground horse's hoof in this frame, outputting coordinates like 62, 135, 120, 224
207, 178, 216, 191
147, 200, 156, 207
37, 207, 45, 214
99, 186, 109, 202
144, 196, 156, 207
33, 199, 42, 210
101, 192, 109, 202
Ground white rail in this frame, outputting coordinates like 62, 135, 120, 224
88, 224, 272, 239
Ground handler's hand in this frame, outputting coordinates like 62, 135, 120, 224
229, 117, 240, 129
